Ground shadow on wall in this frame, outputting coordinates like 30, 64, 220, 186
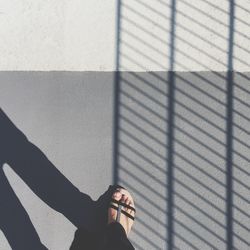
0, 109, 116, 249
113, 0, 250, 249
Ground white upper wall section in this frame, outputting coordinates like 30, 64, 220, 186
0, 0, 116, 71
0, 0, 249, 71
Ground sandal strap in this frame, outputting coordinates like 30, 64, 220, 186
109, 204, 135, 221
111, 198, 136, 213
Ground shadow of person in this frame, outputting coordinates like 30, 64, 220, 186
0, 108, 117, 249
0, 167, 48, 249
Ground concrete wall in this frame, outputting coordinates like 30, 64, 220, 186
0, 0, 249, 71
1, 72, 249, 250
0, 73, 114, 249
114, 71, 250, 250
0, 0, 116, 71
0, 0, 250, 249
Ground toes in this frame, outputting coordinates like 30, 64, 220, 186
121, 196, 135, 215
121, 194, 126, 203
109, 188, 135, 236
112, 188, 135, 215
112, 191, 122, 200
125, 197, 130, 211
128, 201, 134, 214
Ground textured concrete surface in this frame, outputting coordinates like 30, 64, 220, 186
115, 71, 250, 250
1, 0, 249, 249
0, 71, 250, 250
0, 0, 249, 71
0, 0, 116, 71
0, 72, 114, 249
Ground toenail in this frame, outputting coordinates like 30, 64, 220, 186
115, 193, 121, 198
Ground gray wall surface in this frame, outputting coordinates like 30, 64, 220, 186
114, 71, 250, 250
0, 72, 114, 250
1, 0, 250, 249
1, 71, 250, 250
1, 0, 249, 71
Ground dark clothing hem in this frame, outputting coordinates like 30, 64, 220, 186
70, 222, 135, 250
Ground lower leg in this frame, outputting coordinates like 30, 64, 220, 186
104, 188, 135, 250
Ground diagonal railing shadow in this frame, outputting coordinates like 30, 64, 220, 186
113, 0, 250, 249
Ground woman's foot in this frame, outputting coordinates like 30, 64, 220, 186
108, 187, 135, 236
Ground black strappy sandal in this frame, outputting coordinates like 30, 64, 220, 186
109, 198, 136, 222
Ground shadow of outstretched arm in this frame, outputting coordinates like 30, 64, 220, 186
0, 108, 116, 249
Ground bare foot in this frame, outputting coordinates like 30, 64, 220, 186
108, 187, 136, 236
